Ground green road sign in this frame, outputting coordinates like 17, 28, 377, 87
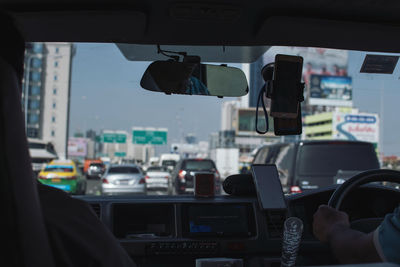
102, 133, 115, 143
132, 130, 167, 145
101, 133, 127, 143
114, 152, 127, 157
115, 134, 127, 144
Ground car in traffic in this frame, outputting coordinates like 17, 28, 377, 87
145, 166, 172, 194
86, 162, 105, 179
38, 159, 86, 195
171, 158, 221, 195
159, 153, 180, 172
252, 140, 380, 194
101, 164, 146, 195
28, 138, 58, 177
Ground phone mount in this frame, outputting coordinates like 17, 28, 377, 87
255, 62, 305, 135
262, 64, 305, 108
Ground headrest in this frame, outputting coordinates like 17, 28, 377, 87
0, 12, 25, 82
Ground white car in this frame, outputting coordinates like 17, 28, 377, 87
145, 166, 172, 194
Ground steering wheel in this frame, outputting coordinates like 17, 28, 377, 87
328, 169, 400, 233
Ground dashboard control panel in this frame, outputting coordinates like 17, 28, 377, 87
146, 241, 219, 255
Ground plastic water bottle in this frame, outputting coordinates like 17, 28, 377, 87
281, 217, 303, 267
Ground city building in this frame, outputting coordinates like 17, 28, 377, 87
23, 42, 75, 158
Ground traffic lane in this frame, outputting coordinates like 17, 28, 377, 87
86, 178, 102, 195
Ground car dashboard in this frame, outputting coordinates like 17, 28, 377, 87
76, 185, 400, 267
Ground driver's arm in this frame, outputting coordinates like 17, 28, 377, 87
313, 205, 382, 264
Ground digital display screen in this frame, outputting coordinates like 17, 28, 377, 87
186, 204, 253, 237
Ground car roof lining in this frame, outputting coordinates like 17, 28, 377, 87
2, 1, 400, 56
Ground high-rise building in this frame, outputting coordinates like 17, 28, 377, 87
22, 43, 45, 139
22, 42, 75, 158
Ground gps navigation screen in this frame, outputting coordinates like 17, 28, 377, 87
186, 204, 254, 237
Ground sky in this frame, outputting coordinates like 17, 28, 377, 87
69, 43, 233, 150
69, 43, 400, 156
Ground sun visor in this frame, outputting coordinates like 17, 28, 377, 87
14, 11, 147, 42
257, 16, 400, 54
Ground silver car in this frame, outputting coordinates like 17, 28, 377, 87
145, 166, 172, 194
101, 164, 146, 195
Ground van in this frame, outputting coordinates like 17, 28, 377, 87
252, 140, 380, 194
159, 153, 180, 172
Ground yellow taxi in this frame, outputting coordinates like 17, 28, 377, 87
38, 159, 86, 194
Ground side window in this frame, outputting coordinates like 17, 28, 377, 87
274, 144, 295, 185
253, 147, 270, 164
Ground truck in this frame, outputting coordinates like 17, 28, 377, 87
159, 153, 180, 172
214, 148, 239, 180
28, 138, 58, 177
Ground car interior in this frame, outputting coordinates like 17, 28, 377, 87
2, 1, 400, 267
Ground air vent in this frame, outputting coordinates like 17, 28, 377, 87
266, 211, 286, 238
89, 203, 101, 218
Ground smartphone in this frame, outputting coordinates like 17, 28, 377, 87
251, 164, 287, 210
274, 105, 302, 136
270, 54, 303, 119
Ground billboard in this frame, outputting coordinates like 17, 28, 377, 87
309, 75, 352, 106
332, 110, 379, 146
260, 47, 351, 107
67, 138, 87, 157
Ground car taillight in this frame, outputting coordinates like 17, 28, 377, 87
38, 175, 46, 179
290, 186, 302, 194
145, 175, 150, 179
64, 176, 77, 180
178, 170, 186, 180
102, 178, 109, 184
139, 178, 146, 184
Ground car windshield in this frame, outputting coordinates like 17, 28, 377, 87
29, 43, 398, 196
183, 160, 216, 171
147, 166, 167, 172
90, 163, 103, 168
44, 166, 73, 173
298, 143, 380, 176
161, 160, 176, 167
108, 167, 140, 174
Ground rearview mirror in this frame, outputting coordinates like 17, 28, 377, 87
140, 61, 248, 97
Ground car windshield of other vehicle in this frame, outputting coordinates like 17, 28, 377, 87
298, 143, 380, 176
90, 163, 104, 168
108, 167, 140, 174
161, 160, 176, 167
147, 166, 167, 172
183, 160, 216, 171
44, 166, 74, 173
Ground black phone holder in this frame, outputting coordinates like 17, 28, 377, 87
265, 80, 305, 104
255, 63, 305, 135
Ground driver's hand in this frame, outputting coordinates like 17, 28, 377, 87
313, 205, 350, 243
